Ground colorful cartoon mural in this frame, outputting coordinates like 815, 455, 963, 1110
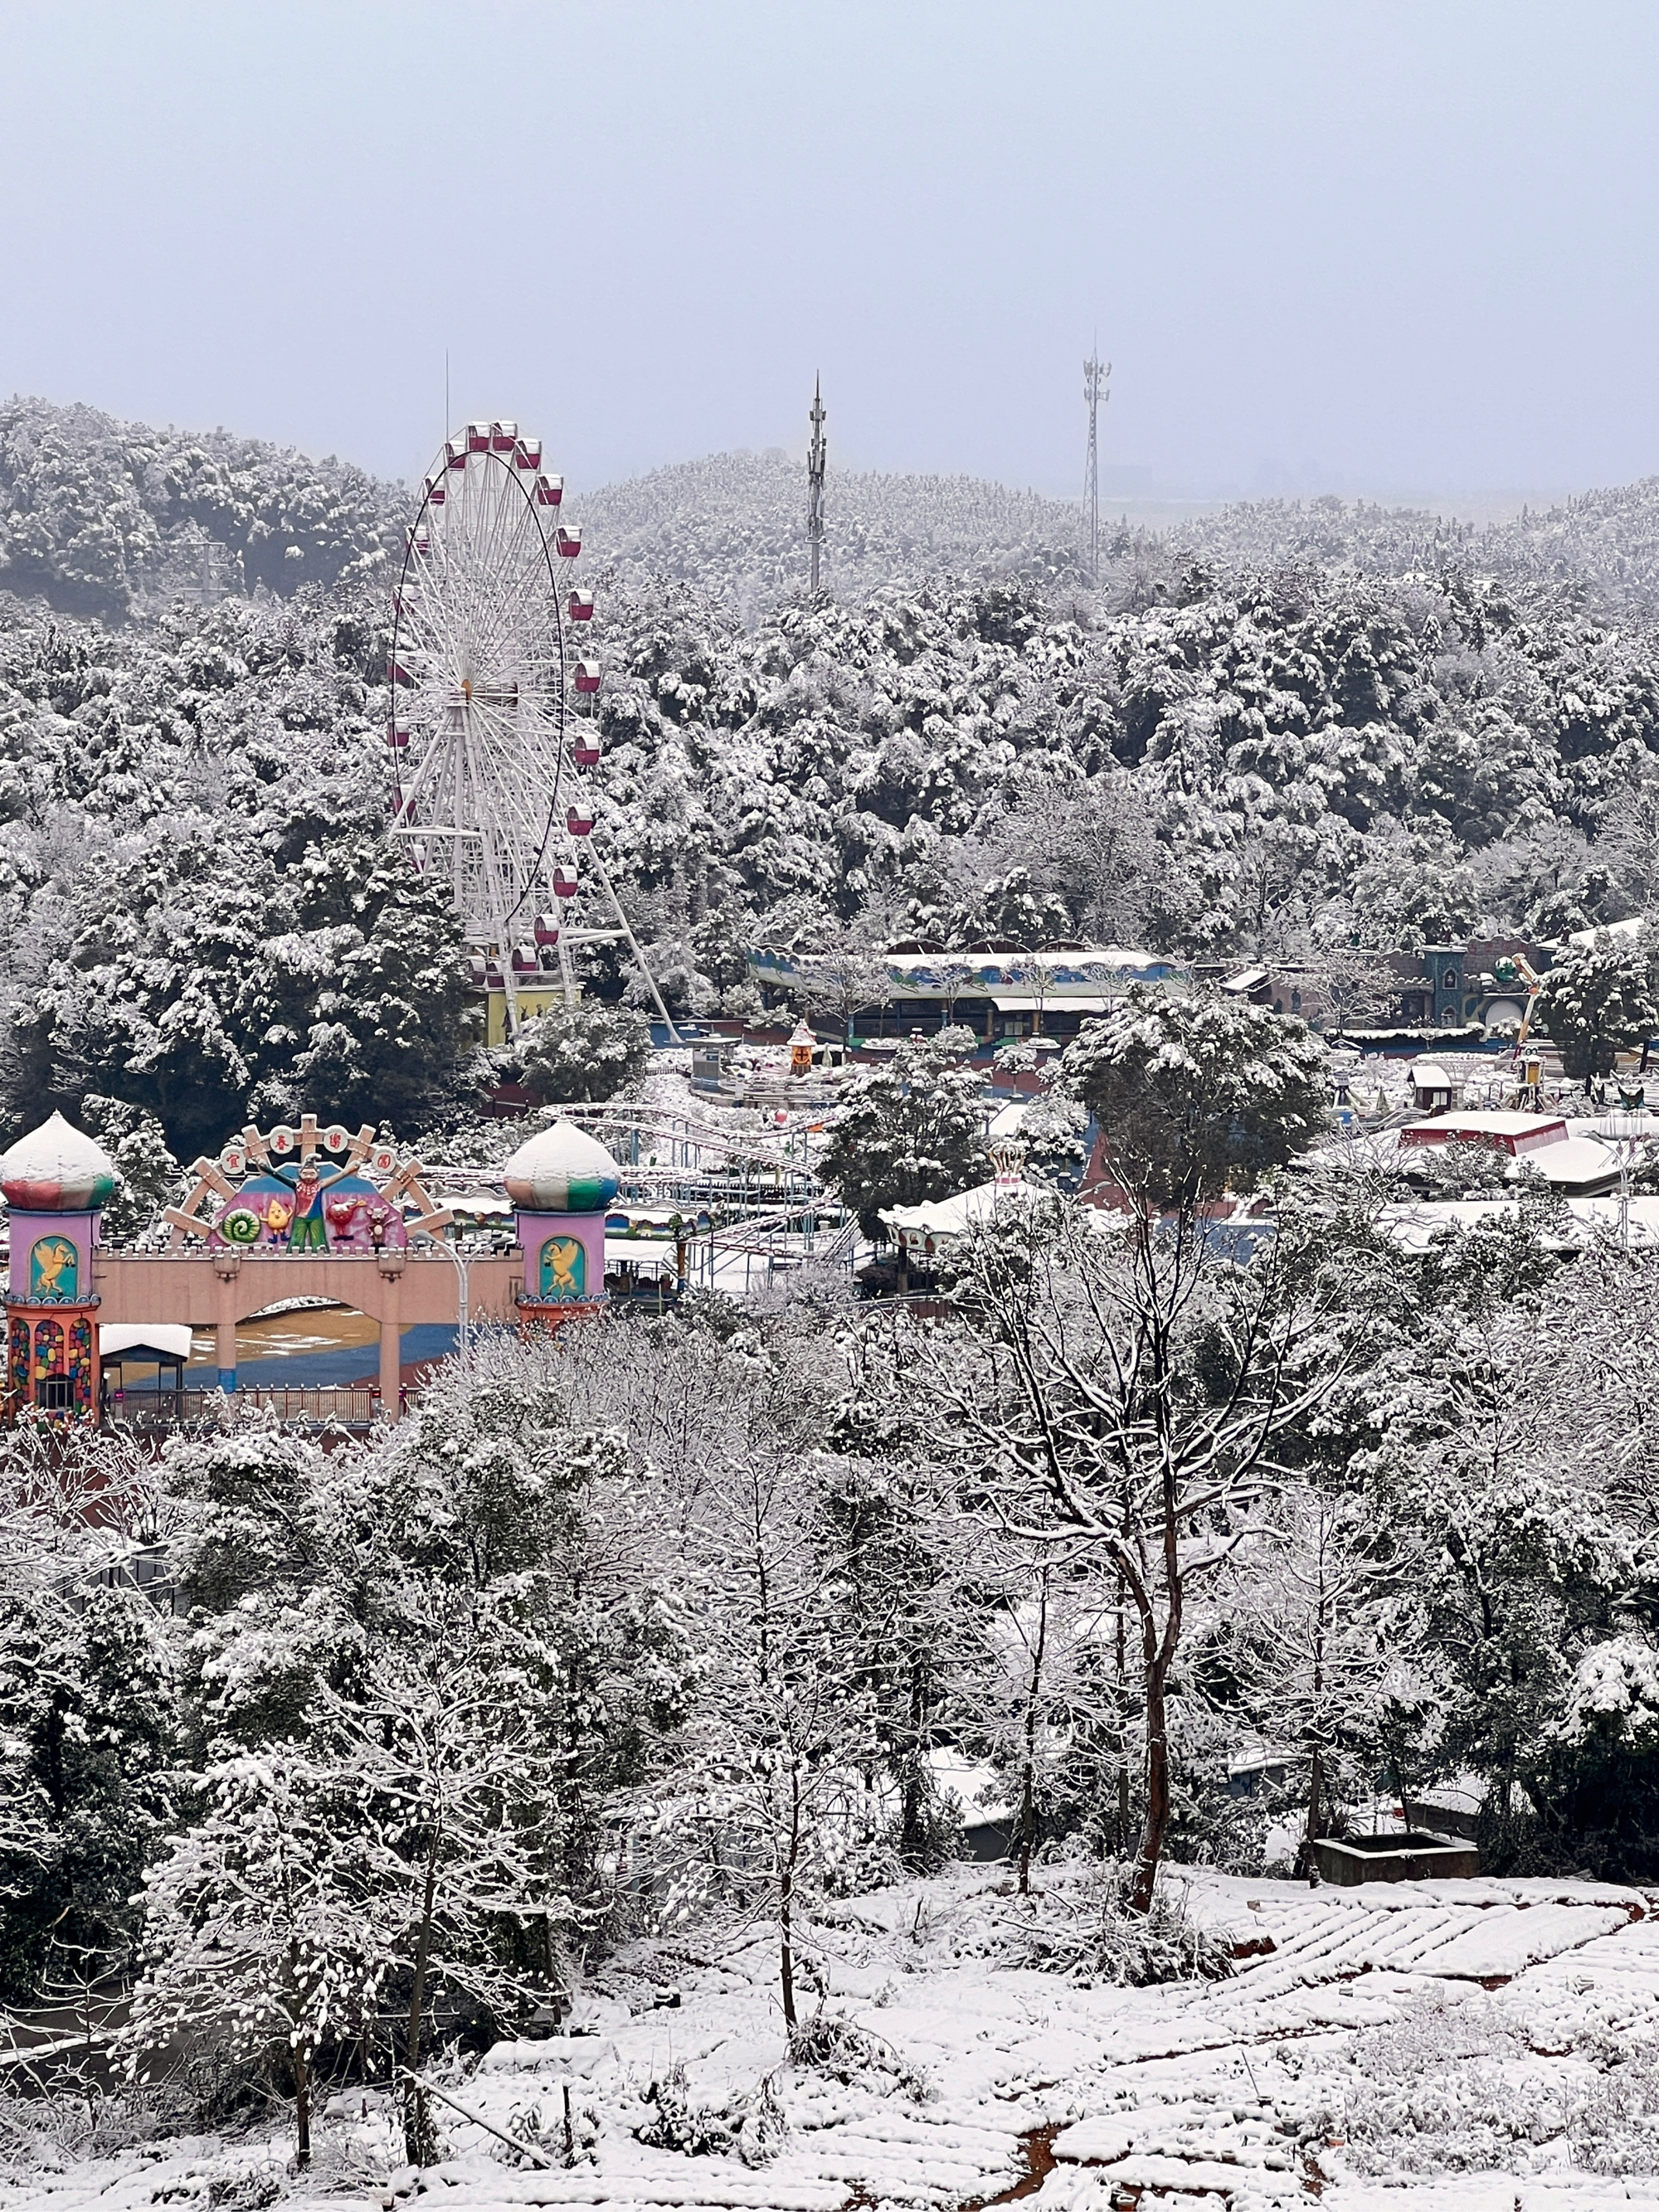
538, 1235, 586, 1301
213, 1171, 407, 1254
163, 1116, 451, 1253
7, 1315, 27, 1399
28, 1235, 79, 1301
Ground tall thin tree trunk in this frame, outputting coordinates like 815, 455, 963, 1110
779, 1764, 800, 2030
294, 2043, 311, 2168
1115, 1570, 1131, 1856
1299, 1744, 1325, 1879
1131, 1653, 1172, 1915
403, 1845, 440, 2165
1017, 1568, 1050, 1895
1298, 1604, 1328, 1878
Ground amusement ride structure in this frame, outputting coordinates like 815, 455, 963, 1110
389, 417, 673, 1039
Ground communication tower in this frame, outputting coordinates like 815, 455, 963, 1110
1082, 350, 1110, 586
807, 376, 827, 595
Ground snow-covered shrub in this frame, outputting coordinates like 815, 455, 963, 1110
787, 2011, 932, 2101
979, 1865, 1234, 1986
634, 2062, 785, 2163
504, 2090, 600, 2168
1319, 1993, 1579, 2176
0, 2087, 92, 2175
1570, 2039, 1659, 2174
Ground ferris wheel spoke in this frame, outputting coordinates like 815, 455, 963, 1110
472, 537, 556, 672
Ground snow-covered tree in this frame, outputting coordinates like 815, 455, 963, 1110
959, 1548, 1122, 1893
514, 998, 650, 1107
0, 1582, 178, 2002
1221, 1485, 1423, 1872
785, 931, 895, 1044
1062, 989, 1328, 1213
664, 1443, 872, 2029
128, 1743, 384, 2167
77, 1093, 179, 1243
1534, 924, 1658, 1082
821, 1033, 988, 1238
130, 1623, 563, 2168
812, 1445, 979, 1871
921, 1202, 1362, 1909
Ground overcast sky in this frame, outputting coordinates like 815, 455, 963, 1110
4, 1, 1658, 503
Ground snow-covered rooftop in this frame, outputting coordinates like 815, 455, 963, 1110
882, 1178, 1048, 1239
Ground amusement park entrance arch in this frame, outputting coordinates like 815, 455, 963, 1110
2, 1113, 605, 1426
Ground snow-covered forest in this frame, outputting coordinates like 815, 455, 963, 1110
12, 395, 1659, 2204
7, 396, 1659, 1163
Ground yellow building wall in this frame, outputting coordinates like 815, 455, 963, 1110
484, 985, 567, 1047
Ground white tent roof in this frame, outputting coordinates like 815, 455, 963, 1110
100, 1323, 194, 1360
882, 1179, 1047, 1239
604, 1239, 678, 1276
441, 1191, 514, 1216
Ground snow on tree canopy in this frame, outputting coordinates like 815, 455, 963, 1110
1062, 989, 1328, 1209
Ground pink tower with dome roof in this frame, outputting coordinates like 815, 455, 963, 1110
0, 1112, 116, 1419
504, 1119, 620, 1327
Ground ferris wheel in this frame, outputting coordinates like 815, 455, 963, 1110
387, 418, 673, 1037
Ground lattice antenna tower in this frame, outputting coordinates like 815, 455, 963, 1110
1082, 348, 1110, 586
807, 375, 828, 595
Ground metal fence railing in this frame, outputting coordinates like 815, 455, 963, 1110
108, 1386, 380, 1430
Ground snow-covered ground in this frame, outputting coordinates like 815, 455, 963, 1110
10, 1864, 1659, 2210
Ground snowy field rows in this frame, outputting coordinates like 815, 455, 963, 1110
12, 1865, 1659, 2212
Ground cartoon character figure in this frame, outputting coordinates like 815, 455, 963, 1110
540, 1235, 586, 1301
325, 1194, 365, 1246
265, 1152, 362, 1252
29, 1237, 77, 1300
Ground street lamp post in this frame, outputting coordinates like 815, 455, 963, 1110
436, 1235, 471, 1363
1608, 1107, 1646, 1252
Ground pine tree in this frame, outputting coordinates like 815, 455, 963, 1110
821, 1034, 989, 1238
1534, 926, 1658, 1082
